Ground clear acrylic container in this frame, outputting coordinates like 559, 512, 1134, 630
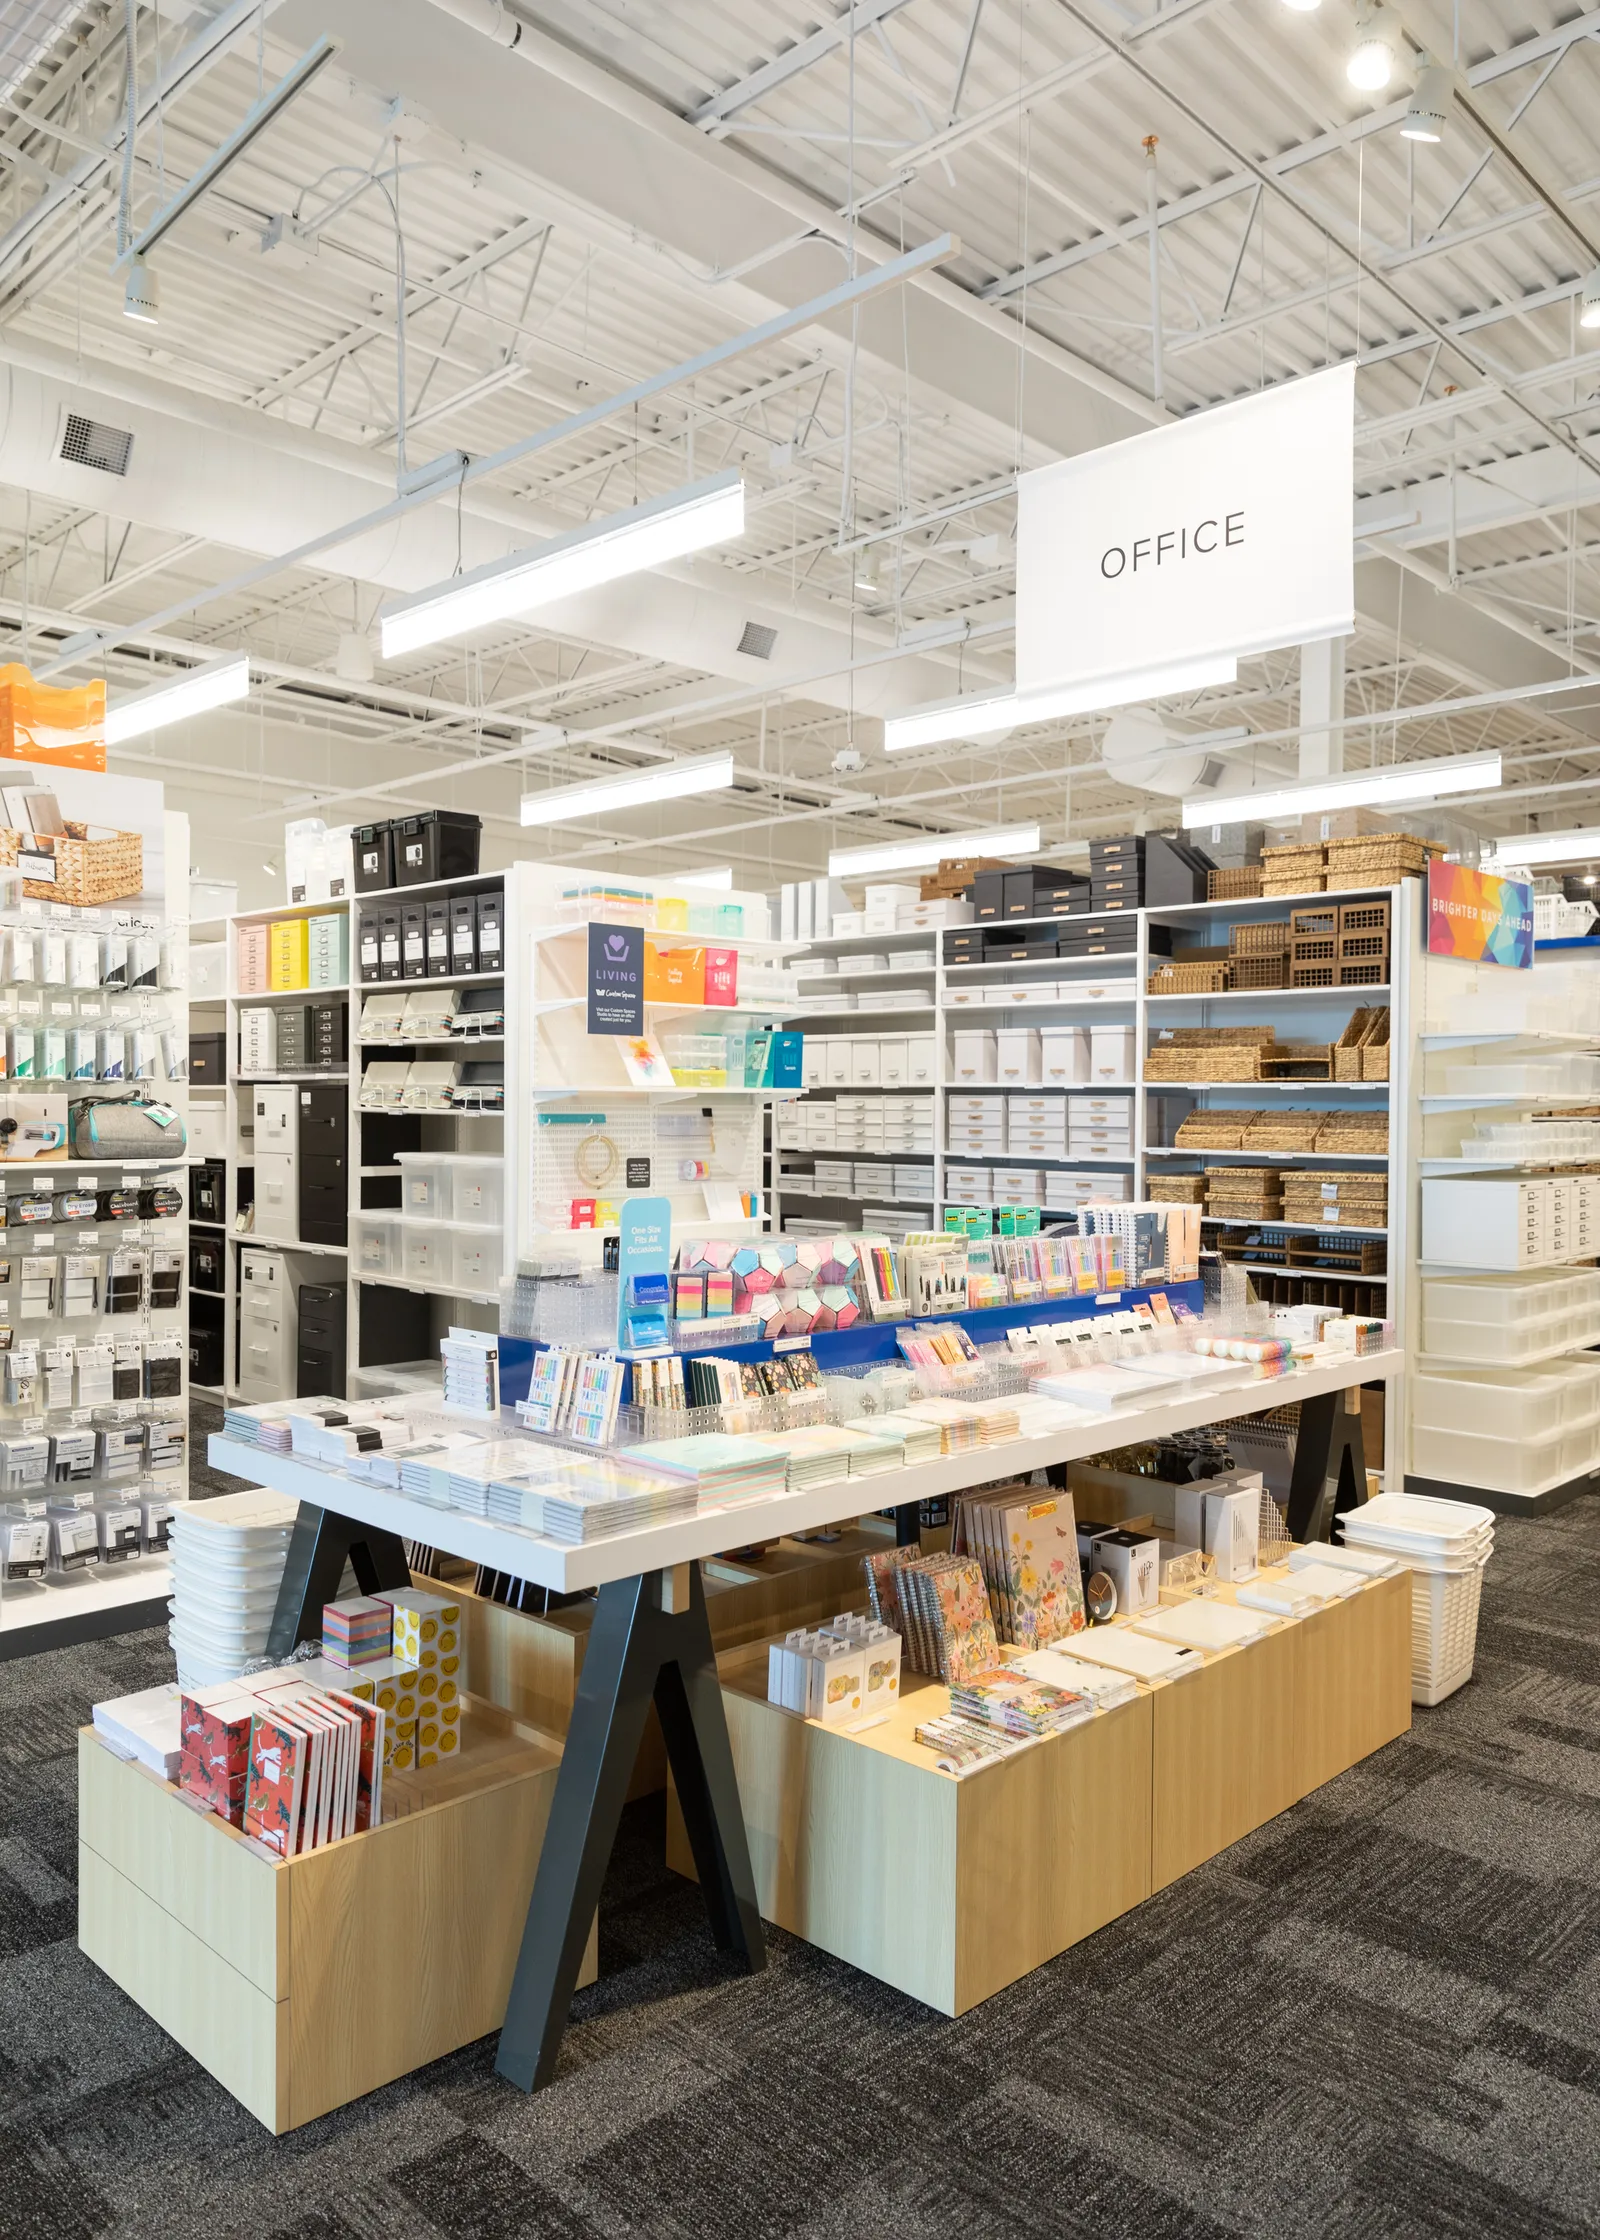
395, 1153, 453, 1220
453, 1229, 502, 1293
351, 1214, 400, 1277
402, 1224, 448, 1283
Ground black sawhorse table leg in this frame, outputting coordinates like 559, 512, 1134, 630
1286, 1384, 1370, 1545
267, 1501, 414, 1658
495, 1559, 765, 2092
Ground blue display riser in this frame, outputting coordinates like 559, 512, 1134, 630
495, 1277, 1206, 1408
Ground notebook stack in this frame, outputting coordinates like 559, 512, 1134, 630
900, 1398, 983, 1454
446, 1442, 543, 1516
379, 1588, 462, 1767
897, 1553, 999, 1682
956, 1485, 1085, 1647
948, 1669, 1094, 1738
92, 1683, 182, 1779
839, 1417, 907, 1468
753, 1424, 857, 1490
1015, 1646, 1139, 1709
242, 1685, 385, 1859
627, 1432, 789, 1508
493, 1456, 701, 1545
321, 1594, 393, 1668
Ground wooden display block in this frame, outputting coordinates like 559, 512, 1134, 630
669, 1572, 1410, 2015
457, 1528, 902, 1797
668, 1643, 1154, 2015
78, 1705, 597, 2134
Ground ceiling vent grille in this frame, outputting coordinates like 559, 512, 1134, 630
736, 621, 777, 660
1194, 757, 1227, 790
60, 413, 133, 476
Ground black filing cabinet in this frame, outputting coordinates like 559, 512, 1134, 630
297, 1085, 348, 1246
297, 1281, 347, 1397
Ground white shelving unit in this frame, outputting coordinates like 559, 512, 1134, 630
1406, 930, 1600, 1507
222, 895, 352, 1404
773, 886, 1407, 1302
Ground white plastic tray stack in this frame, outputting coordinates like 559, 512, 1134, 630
1339, 1492, 1494, 1707
168, 1490, 298, 1689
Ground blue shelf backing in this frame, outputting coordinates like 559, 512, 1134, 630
496, 1277, 1206, 1408
1535, 936, 1600, 951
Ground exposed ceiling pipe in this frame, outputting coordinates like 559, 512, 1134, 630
426, 0, 522, 45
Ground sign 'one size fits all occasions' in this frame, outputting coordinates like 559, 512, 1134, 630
1015, 363, 1355, 695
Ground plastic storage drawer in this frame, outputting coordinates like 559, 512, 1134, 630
401, 1225, 449, 1283
1411, 1419, 1596, 1498
1412, 1367, 1589, 1439
352, 1215, 400, 1277
395, 1153, 453, 1220
452, 1229, 502, 1293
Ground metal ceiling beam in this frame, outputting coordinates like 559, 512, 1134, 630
691, 0, 917, 132
983, 6, 1600, 303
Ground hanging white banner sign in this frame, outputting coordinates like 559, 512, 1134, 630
1015, 363, 1355, 698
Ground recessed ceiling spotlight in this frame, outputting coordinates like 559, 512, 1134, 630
123, 254, 158, 324
1279, 0, 1320, 17
1400, 60, 1452, 140
1580, 267, 1600, 331
1347, 2, 1401, 90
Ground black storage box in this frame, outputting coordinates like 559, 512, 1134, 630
450, 897, 478, 973
943, 930, 985, 963
352, 821, 395, 893
357, 907, 382, 984
188, 1032, 225, 1087
1090, 834, 1144, 864
402, 901, 428, 980
188, 1233, 223, 1293
393, 810, 482, 887
192, 1161, 226, 1226
426, 900, 451, 977
379, 908, 403, 982
188, 1312, 224, 1390
971, 870, 1007, 921
475, 886, 504, 971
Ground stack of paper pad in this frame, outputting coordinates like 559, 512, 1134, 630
398, 1435, 491, 1504
1064, 1628, 1205, 1682
627, 1432, 788, 1508
92, 1683, 182, 1779
1132, 1599, 1276, 1653
949, 1669, 1094, 1737
753, 1424, 863, 1490
321, 1594, 393, 1667
900, 1398, 982, 1454
522, 1456, 701, 1545
1010, 1391, 1100, 1437
1015, 1647, 1138, 1710
864, 1411, 943, 1466
1120, 1351, 1251, 1391
1288, 1541, 1398, 1580
378, 1588, 462, 1767
1031, 1365, 1165, 1408
840, 1417, 906, 1468
969, 1398, 1021, 1444
446, 1441, 541, 1515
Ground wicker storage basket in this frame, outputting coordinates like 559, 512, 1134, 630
1147, 1174, 1208, 1203
1231, 954, 1290, 990
1312, 1112, 1388, 1151
0, 824, 143, 905
1262, 844, 1327, 873
1261, 1042, 1333, 1079
1333, 1005, 1384, 1081
1230, 920, 1292, 956
1207, 866, 1263, 900
1338, 899, 1392, 937
1175, 1110, 1260, 1149
1264, 875, 1326, 895
1148, 961, 1231, 994
1243, 1112, 1323, 1150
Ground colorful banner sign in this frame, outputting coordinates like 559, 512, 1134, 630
586, 920, 644, 1033
1426, 861, 1533, 970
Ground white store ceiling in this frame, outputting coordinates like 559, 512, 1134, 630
0, 0, 1594, 903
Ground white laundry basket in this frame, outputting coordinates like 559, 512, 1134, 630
1341, 1493, 1494, 1707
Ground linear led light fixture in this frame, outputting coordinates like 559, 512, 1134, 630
1487, 827, 1600, 868
682, 866, 734, 888
519, 751, 735, 827
383, 470, 746, 658
883, 654, 1239, 753
1182, 751, 1502, 829
104, 650, 251, 746
116, 36, 341, 267
828, 824, 1042, 878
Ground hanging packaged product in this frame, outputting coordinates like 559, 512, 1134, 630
48, 1426, 95, 1485
0, 1510, 47, 1580
143, 1332, 184, 1398
40, 1336, 73, 1410
75, 1337, 114, 1407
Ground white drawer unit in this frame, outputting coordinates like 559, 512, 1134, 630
252, 1151, 299, 1241
1422, 1177, 1555, 1270
236, 1247, 295, 1403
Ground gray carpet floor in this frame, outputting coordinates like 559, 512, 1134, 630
5, 1469, 1600, 2236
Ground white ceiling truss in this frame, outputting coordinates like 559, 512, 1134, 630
0, 0, 1587, 900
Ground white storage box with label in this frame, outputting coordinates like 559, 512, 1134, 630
878, 1038, 908, 1087
1040, 1028, 1089, 1085
994, 1028, 1042, 1086
950, 1030, 997, 1084
1089, 1024, 1136, 1082
1422, 1177, 1553, 1270
993, 1169, 1047, 1204
849, 1040, 881, 1086
826, 1042, 852, 1087
802, 1039, 827, 1089
908, 1037, 937, 1085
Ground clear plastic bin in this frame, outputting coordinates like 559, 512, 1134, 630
401, 1224, 448, 1283
395, 1153, 453, 1220
1445, 1054, 1600, 1099
352, 1215, 400, 1277
1540, 1355, 1600, 1426
1413, 1366, 1590, 1439
1411, 1417, 1598, 1497
453, 1229, 502, 1293
1422, 1272, 1600, 1326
